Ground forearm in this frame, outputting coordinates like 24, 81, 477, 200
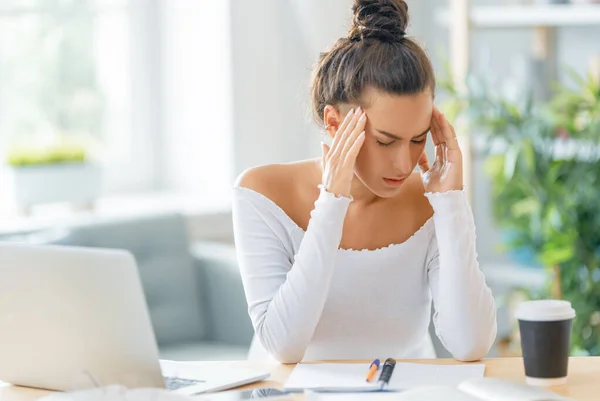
238, 186, 351, 363
426, 189, 497, 361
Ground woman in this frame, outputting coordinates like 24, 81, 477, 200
232, 0, 497, 363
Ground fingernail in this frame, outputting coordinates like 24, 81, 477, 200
355, 106, 362, 115
347, 108, 354, 117
359, 114, 366, 122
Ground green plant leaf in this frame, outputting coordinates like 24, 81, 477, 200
521, 140, 535, 172
565, 65, 588, 89
539, 245, 574, 266
511, 197, 539, 217
5, 140, 88, 167
503, 143, 520, 181
483, 155, 505, 177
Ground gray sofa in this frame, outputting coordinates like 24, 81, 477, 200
0, 212, 254, 361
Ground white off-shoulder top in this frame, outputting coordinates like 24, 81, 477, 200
232, 185, 497, 363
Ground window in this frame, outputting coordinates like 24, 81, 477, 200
0, 0, 156, 193
0, 0, 234, 210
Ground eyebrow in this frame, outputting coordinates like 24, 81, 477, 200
375, 127, 430, 140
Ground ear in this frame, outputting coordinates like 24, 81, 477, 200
323, 105, 342, 139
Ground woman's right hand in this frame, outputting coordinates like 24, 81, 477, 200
321, 107, 367, 198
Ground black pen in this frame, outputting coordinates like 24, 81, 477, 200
378, 358, 396, 390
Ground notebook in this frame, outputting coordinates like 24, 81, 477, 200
283, 362, 485, 393
307, 378, 572, 401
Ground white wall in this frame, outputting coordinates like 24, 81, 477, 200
159, 0, 233, 204
230, 0, 353, 178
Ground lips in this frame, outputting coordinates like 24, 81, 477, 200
383, 177, 406, 186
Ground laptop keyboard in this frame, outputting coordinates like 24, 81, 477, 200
164, 376, 205, 391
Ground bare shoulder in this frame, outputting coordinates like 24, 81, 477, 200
235, 164, 288, 193
234, 159, 321, 209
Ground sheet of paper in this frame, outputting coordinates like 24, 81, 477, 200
389, 363, 486, 389
308, 387, 481, 401
306, 393, 406, 401
284, 363, 485, 392
284, 364, 379, 392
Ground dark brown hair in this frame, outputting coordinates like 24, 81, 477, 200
310, 0, 436, 125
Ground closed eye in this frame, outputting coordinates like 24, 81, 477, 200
376, 140, 395, 147
376, 131, 428, 147
411, 131, 428, 144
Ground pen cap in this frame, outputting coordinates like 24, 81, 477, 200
378, 358, 396, 383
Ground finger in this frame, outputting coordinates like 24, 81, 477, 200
439, 112, 460, 151
341, 111, 367, 157
329, 108, 354, 156
329, 108, 355, 156
429, 108, 442, 146
446, 123, 463, 163
331, 107, 362, 159
417, 151, 430, 173
446, 120, 460, 150
430, 107, 444, 146
321, 142, 330, 168
435, 142, 445, 163
430, 120, 442, 147
344, 131, 366, 164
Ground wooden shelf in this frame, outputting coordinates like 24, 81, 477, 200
436, 4, 600, 28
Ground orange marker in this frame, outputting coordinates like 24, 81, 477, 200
365, 359, 380, 382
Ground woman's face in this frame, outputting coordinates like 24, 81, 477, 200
346, 88, 433, 198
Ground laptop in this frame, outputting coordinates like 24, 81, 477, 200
0, 243, 269, 395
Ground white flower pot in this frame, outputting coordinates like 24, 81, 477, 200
8, 163, 102, 210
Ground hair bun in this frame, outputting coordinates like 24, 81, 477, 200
348, 0, 409, 43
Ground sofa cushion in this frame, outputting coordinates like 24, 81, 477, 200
58, 213, 207, 345
191, 242, 254, 346
159, 341, 249, 361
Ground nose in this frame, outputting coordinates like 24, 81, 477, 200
391, 144, 414, 177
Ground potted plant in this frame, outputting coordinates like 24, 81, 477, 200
5, 138, 102, 214
440, 66, 600, 356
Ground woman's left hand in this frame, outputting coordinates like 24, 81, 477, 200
418, 106, 464, 193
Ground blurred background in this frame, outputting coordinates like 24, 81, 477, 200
0, 0, 599, 360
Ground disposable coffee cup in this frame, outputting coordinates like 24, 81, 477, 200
515, 300, 576, 386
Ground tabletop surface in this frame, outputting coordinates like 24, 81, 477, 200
1, 357, 599, 401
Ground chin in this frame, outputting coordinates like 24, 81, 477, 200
367, 182, 404, 198
356, 173, 406, 198
380, 185, 404, 197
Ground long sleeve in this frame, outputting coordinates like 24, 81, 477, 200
232, 185, 351, 363
425, 189, 497, 362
